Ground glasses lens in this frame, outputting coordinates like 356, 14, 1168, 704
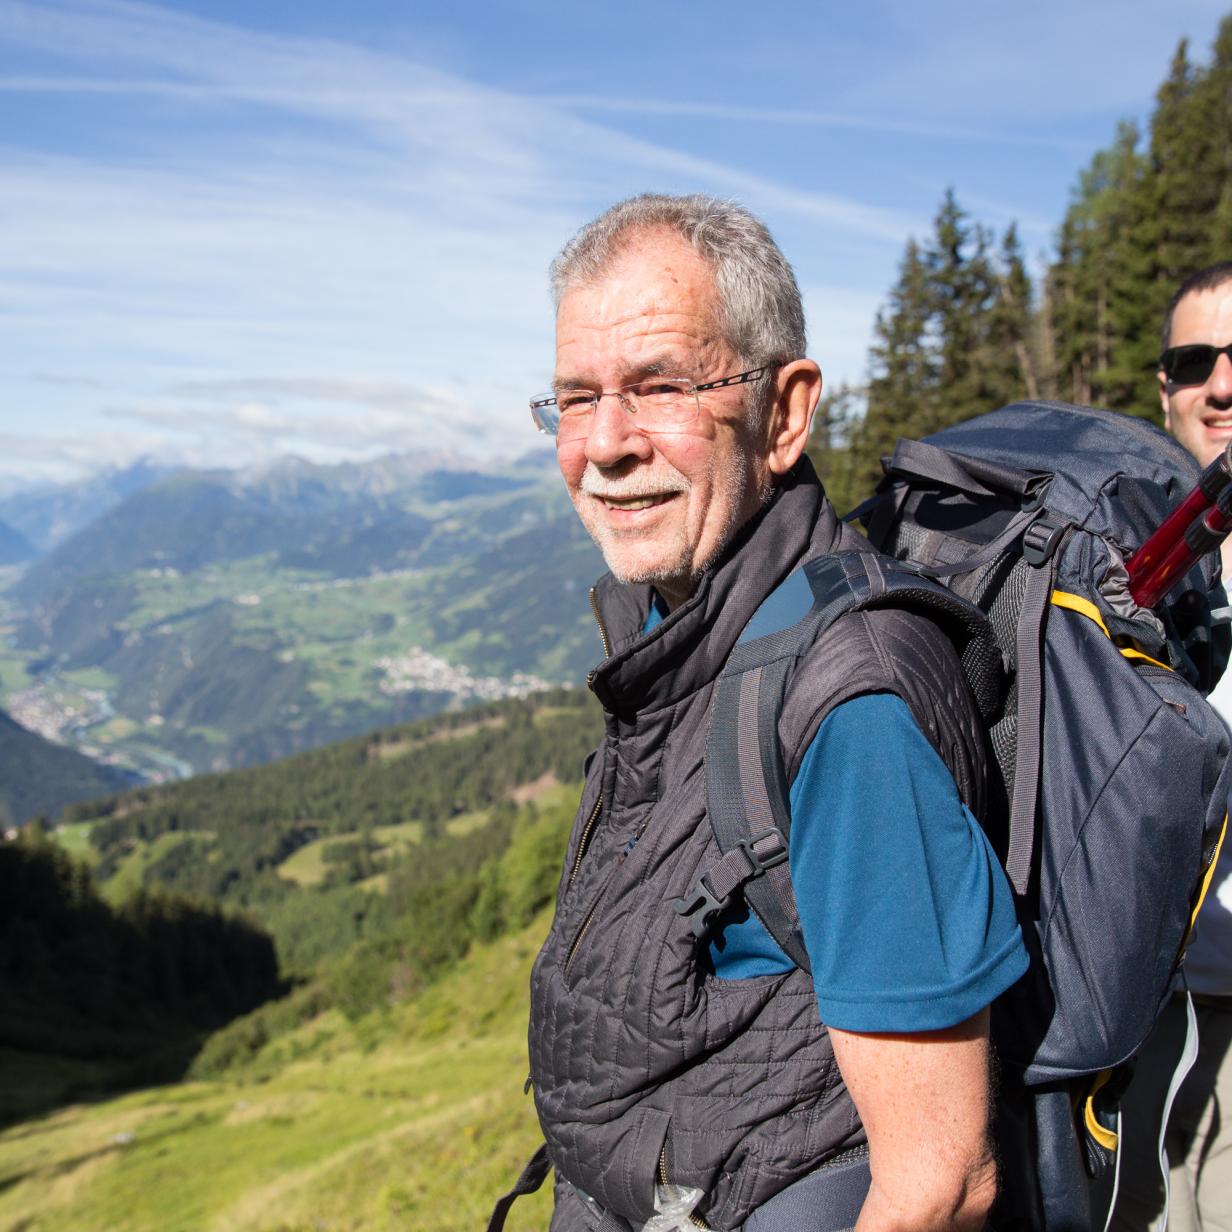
623, 378, 698, 432
529, 395, 561, 436
1165, 345, 1219, 386
552, 391, 598, 442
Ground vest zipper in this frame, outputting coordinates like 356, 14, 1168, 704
564, 904, 598, 974
659, 1143, 710, 1229
587, 586, 611, 689
568, 792, 603, 887
563, 792, 607, 975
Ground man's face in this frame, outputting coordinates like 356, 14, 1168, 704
553, 230, 772, 608
1160, 286, 1232, 467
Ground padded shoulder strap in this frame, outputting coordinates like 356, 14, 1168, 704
689, 552, 991, 970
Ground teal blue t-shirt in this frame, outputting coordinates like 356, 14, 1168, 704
645, 598, 1028, 1033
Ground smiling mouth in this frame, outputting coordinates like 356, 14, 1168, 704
598, 494, 675, 511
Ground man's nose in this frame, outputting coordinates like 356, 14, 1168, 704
585, 391, 653, 465
1210, 352, 1232, 401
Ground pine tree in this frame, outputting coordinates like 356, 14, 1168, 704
1048, 122, 1149, 413
805, 382, 866, 516
926, 192, 1020, 428
987, 224, 1040, 404
849, 237, 936, 501
846, 193, 1038, 502
1196, 16, 1232, 266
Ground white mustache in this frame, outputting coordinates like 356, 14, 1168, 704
580, 465, 689, 501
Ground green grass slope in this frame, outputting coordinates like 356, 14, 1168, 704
0, 915, 552, 1232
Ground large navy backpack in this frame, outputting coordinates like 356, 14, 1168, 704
699, 402, 1231, 1230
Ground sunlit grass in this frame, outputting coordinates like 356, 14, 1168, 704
277, 821, 427, 889
0, 918, 553, 1232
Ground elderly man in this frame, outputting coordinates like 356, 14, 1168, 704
501, 195, 1027, 1232
1111, 261, 1232, 1232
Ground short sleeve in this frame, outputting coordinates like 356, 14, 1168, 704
789, 693, 1027, 1032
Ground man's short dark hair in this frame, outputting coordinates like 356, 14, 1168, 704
1161, 262, 1232, 354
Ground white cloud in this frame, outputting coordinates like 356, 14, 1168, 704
2, 0, 1217, 483
538, 96, 1092, 154
0, 428, 186, 483
0, 0, 947, 483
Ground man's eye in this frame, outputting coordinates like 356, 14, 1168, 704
557, 392, 595, 413
636, 381, 688, 399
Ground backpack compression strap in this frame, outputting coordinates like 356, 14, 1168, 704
486, 1143, 552, 1232
679, 551, 990, 969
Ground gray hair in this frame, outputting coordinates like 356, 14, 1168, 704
549, 194, 807, 368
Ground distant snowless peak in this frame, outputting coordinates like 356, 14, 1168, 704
238, 449, 477, 482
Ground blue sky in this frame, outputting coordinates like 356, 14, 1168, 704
1, 0, 1227, 487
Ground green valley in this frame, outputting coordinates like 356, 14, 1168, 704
0, 454, 604, 785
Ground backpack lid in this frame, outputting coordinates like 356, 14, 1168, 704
914, 401, 1200, 552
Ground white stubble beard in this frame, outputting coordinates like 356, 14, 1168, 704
575, 448, 766, 591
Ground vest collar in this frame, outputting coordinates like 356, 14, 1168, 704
588, 458, 842, 715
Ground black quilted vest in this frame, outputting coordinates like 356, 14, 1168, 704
528, 458, 987, 1231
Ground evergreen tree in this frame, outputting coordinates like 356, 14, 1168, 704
804, 381, 865, 516
1195, 17, 1232, 266
849, 238, 935, 501
846, 193, 1037, 501
1048, 122, 1149, 413
927, 191, 1005, 430
989, 225, 1041, 404
1046, 19, 1232, 416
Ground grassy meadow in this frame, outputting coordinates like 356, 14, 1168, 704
0, 915, 553, 1232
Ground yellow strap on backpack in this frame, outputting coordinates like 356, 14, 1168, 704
1050, 591, 1171, 669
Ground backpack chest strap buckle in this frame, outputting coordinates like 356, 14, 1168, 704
673, 828, 789, 940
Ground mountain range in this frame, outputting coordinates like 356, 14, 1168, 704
0, 448, 605, 782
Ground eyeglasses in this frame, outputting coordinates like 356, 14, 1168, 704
1160, 343, 1232, 387
529, 365, 775, 439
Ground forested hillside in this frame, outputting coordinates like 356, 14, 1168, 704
4, 687, 599, 1130
0, 831, 279, 1125
0, 707, 134, 825
812, 16, 1232, 515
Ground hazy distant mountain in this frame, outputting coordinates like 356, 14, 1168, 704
0, 518, 37, 566
14, 459, 545, 604
0, 460, 175, 553
0, 709, 134, 825
0, 451, 604, 778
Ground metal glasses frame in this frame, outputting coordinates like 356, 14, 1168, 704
529, 365, 776, 437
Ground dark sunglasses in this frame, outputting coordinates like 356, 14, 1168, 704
1160, 342, 1232, 386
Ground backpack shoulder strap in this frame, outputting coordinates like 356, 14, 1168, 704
677, 551, 991, 969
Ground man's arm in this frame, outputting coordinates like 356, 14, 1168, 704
829, 1009, 997, 1232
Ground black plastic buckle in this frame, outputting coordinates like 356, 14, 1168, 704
1022, 516, 1067, 567
739, 827, 789, 872
673, 876, 731, 939
672, 828, 789, 940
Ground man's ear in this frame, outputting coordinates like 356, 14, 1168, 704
765, 359, 822, 476
1159, 368, 1172, 431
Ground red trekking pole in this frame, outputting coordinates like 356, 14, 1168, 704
1128, 473, 1232, 609
1126, 444, 1232, 595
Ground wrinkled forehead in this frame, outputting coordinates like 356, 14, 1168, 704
553, 234, 733, 380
